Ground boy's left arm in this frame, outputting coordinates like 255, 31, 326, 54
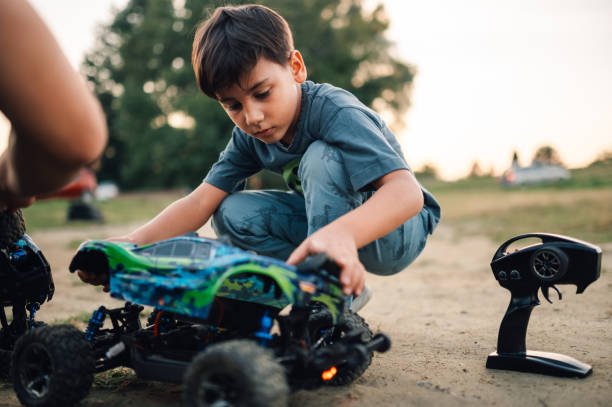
287, 169, 423, 295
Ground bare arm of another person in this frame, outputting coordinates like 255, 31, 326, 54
0, 0, 107, 209
287, 169, 424, 295
77, 182, 228, 290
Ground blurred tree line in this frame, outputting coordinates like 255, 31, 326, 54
83, 0, 414, 189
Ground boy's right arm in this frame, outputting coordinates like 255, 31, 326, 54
124, 182, 228, 245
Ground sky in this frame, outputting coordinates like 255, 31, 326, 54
2, 0, 611, 180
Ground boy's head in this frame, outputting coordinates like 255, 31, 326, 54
192, 4, 294, 99
191, 4, 307, 146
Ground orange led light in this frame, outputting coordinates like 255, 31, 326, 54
299, 281, 316, 294
321, 366, 337, 381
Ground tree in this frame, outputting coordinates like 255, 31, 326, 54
468, 160, 484, 178
83, 0, 415, 189
510, 150, 520, 168
589, 150, 612, 167
532, 145, 564, 166
414, 163, 438, 180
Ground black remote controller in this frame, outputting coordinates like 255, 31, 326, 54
486, 233, 601, 377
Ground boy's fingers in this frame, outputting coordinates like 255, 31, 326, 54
356, 270, 365, 295
340, 262, 366, 295
286, 242, 309, 265
77, 269, 104, 285
76, 269, 89, 282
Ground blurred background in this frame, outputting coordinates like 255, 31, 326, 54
0, 0, 610, 243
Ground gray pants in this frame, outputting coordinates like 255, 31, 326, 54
212, 141, 440, 275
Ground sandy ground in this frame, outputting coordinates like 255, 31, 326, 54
1, 222, 610, 406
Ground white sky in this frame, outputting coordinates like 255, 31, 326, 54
383, 0, 612, 178
2, 0, 611, 180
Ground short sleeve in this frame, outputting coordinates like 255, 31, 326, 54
321, 107, 408, 191
204, 128, 262, 193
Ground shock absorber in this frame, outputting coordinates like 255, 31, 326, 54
26, 302, 40, 328
255, 311, 273, 346
85, 306, 107, 342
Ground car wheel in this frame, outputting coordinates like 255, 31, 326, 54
0, 321, 46, 381
12, 325, 94, 407
0, 348, 11, 381
0, 209, 25, 247
183, 339, 288, 407
326, 310, 374, 386
530, 246, 568, 283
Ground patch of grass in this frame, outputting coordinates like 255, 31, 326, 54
19, 166, 612, 246
67, 239, 87, 250
52, 311, 93, 326
22, 190, 185, 232
431, 186, 612, 244
94, 368, 138, 390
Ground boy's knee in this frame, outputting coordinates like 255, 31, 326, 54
361, 255, 410, 276
359, 218, 431, 276
211, 192, 246, 236
298, 141, 345, 187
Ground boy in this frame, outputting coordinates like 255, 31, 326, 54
79, 4, 440, 306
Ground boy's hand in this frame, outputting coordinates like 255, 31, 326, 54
287, 226, 366, 296
77, 269, 110, 292
74, 236, 135, 292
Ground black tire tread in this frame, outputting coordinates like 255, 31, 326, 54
328, 311, 373, 386
0, 348, 11, 381
183, 339, 288, 407
12, 324, 94, 407
0, 210, 26, 247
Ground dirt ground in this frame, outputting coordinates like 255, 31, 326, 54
1, 222, 610, 406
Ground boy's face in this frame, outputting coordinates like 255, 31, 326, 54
216, 51, 307, 146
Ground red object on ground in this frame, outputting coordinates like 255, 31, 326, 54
38, 168, 97, 200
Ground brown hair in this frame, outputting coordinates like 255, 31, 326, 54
192, 4, 294, 98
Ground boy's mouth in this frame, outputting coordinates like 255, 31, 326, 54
253, 128, 274, 138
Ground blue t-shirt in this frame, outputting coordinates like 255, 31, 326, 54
205, 81, 410, 193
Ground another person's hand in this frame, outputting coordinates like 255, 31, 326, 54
0, 156, 36, 210
286, 225, 366, 295
0, 193, 35, 212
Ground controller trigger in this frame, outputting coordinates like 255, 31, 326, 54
541, 285, 563, 304
551, 285, 562, 301
541, 286, 552, 304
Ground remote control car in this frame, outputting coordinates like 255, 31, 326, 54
1, 210, 54, 381
11, 236, 390, 407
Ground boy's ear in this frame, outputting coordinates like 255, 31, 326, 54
289, 50, 307, 83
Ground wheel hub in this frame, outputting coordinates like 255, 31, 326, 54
18, 343, 52, 400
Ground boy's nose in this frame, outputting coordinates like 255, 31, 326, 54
244, 105, 264, 126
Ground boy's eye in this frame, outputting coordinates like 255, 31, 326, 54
254, 90, 270, 99
227, 102, 241, 111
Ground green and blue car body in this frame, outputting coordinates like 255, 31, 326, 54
73, 236, 345, 322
